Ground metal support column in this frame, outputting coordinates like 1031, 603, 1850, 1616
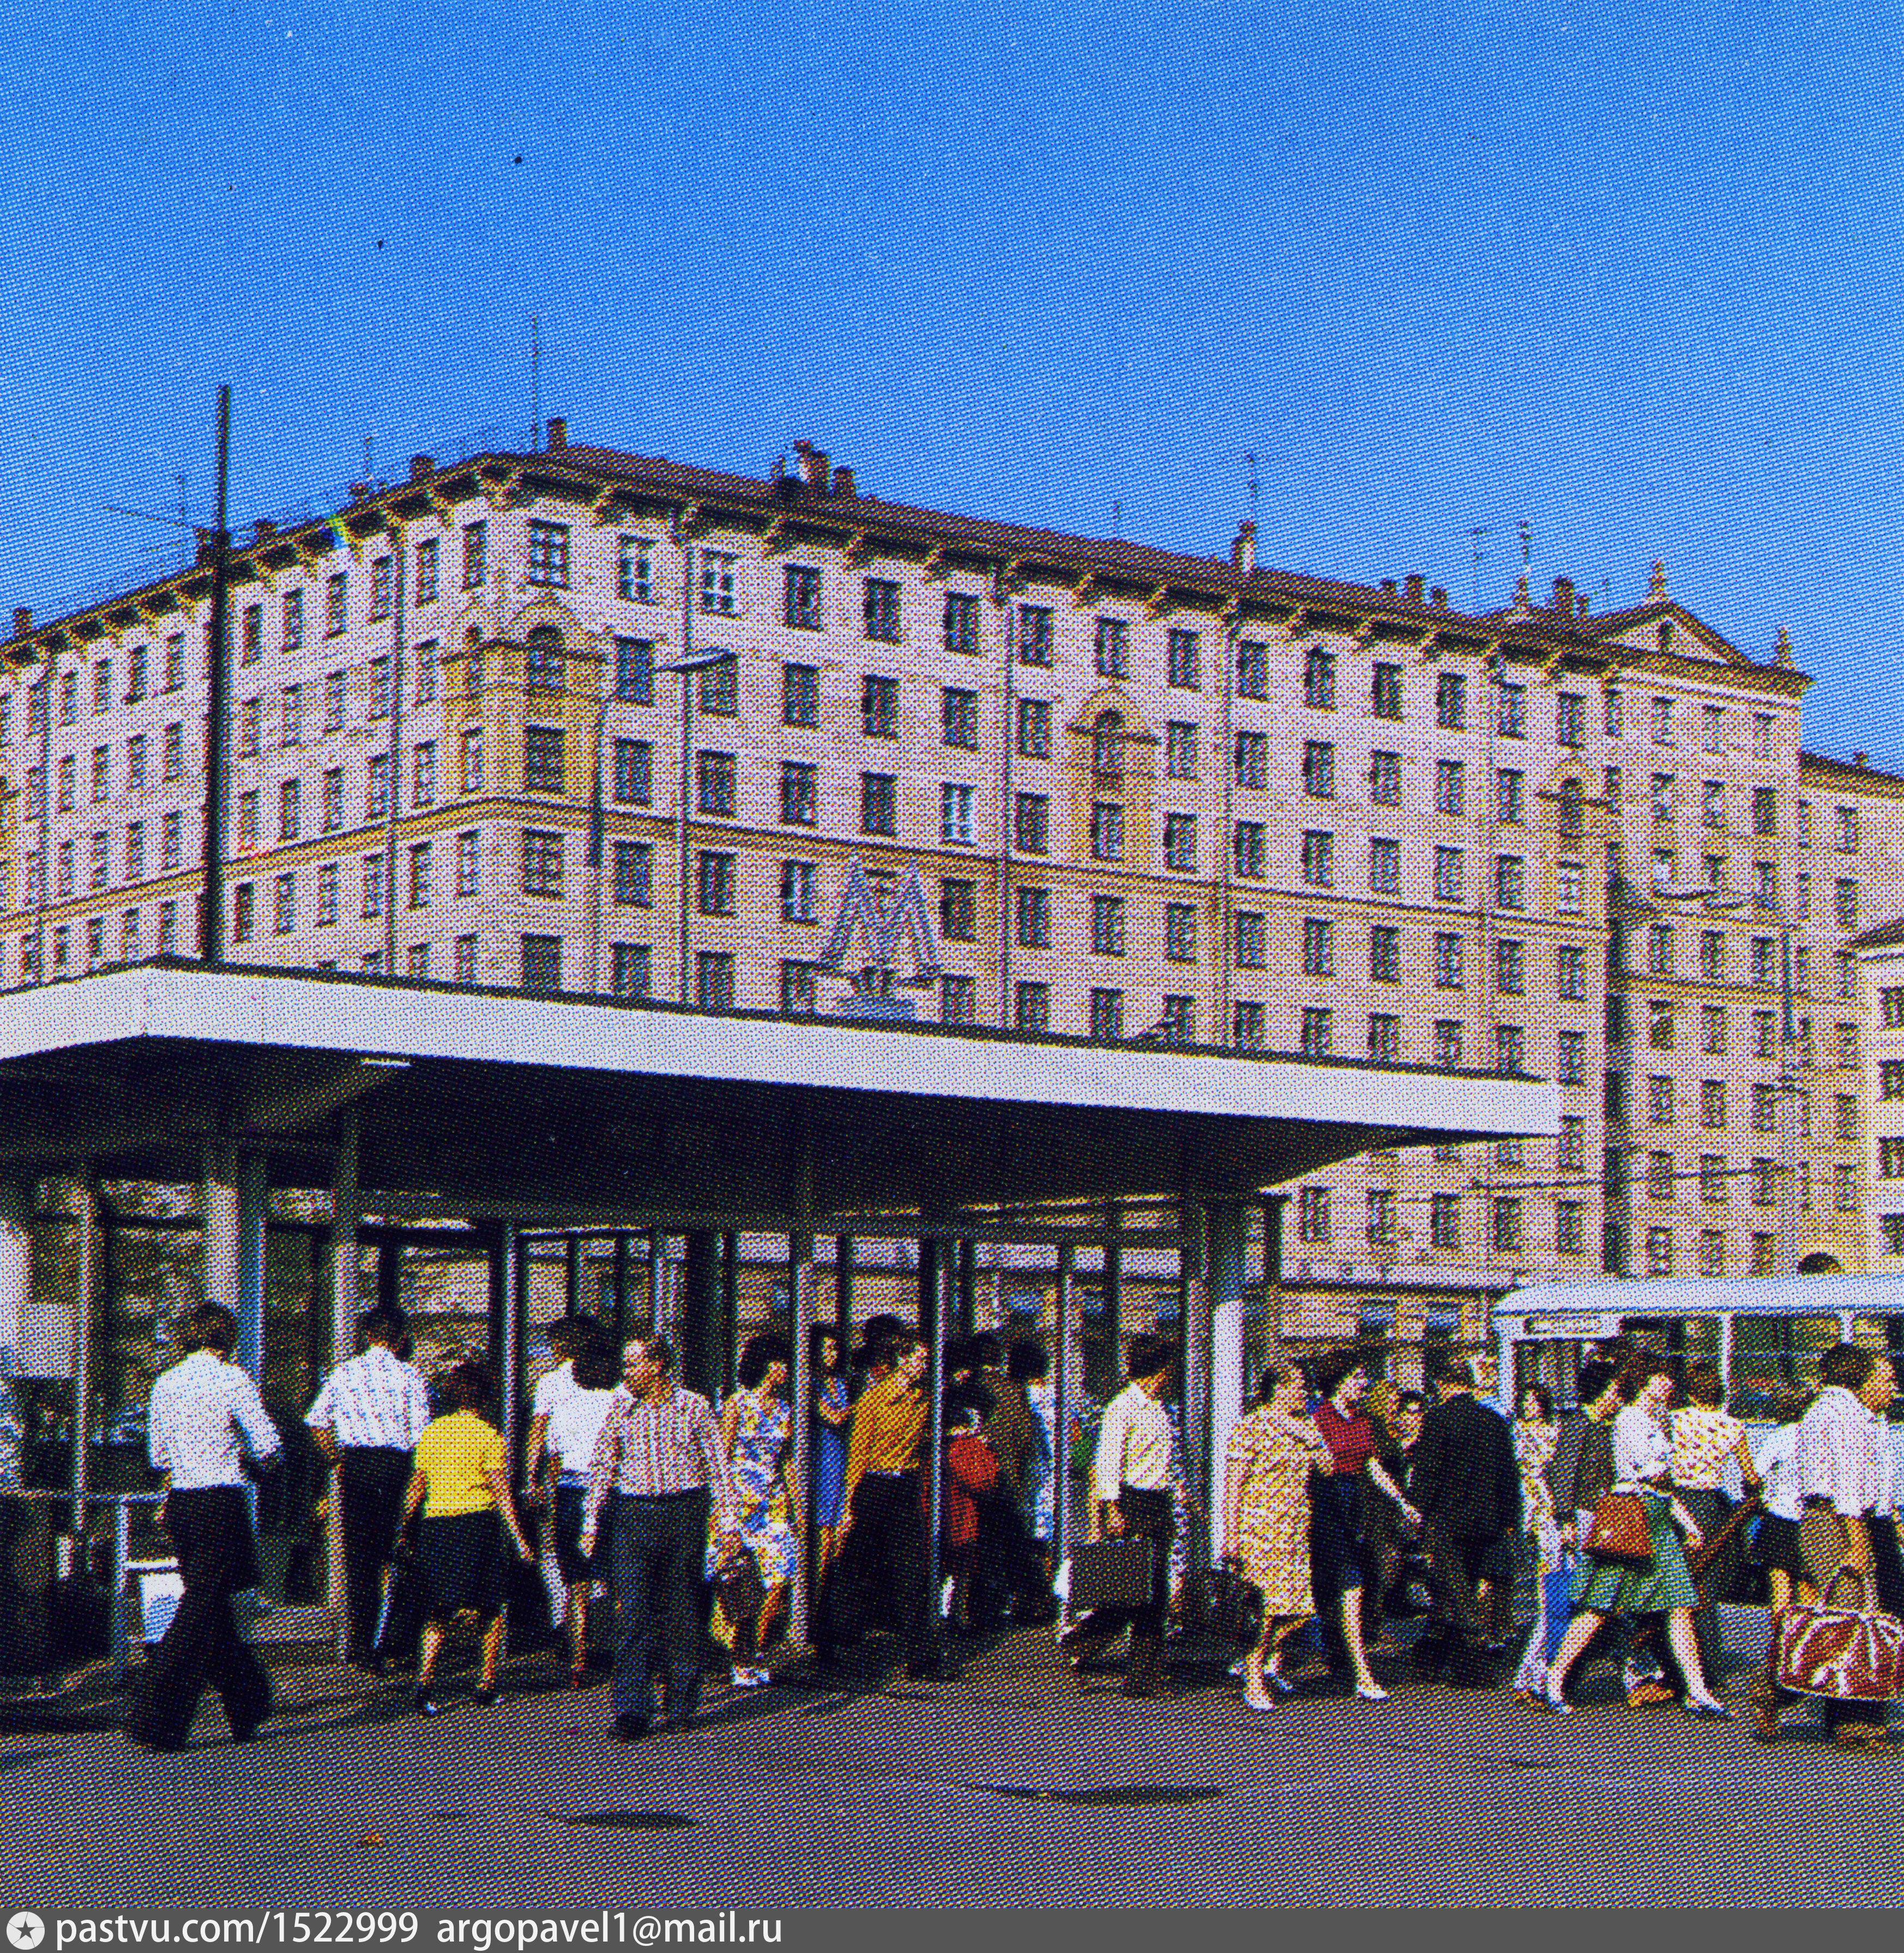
506, 1229, 528, 1480
1204, 1201, 1247, 1572
0, 1183, 29, 1384
788, 1230, 813, 1645
835, 1235, 854, 1339
648, 1232, 667, 1339
955, 1238, 975, 1338
1054, 1244, 1074, 1562
925, 1241, 946, 1659
612, 1233, 630, 1341
565, 1235, 581, 1319
70, 1176, 95, 1528
1178, 1201, 1210, 1577
328, 1116, 359, 1662
1104, 1199, 1124, 1367
916, 1237, 942, 1344
681, 1230, 720, 1399
376, 1238, 400, 1324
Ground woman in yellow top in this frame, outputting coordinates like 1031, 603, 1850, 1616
401, 1360, 534, 1715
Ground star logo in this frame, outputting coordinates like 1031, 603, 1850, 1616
7, 1913, 45, 1950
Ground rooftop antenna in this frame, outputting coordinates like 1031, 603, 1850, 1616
531, 314, 541, 452
1112, 498, 1122, 541
1519, 519, 1533, 571
1466, 526, 1495, 612
1244, 451, 1260, 525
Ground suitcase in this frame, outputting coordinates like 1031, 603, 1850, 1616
1067, 1537, 1158, 1610
1773, 1568, 1904, 1702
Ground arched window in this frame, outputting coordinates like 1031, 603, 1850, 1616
1092, 709, 1124, 776
526, 624, 564, 691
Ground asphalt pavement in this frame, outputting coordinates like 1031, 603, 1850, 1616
2, 1606, 1901, 1909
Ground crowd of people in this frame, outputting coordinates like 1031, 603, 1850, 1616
124, 1299, 1904, 1753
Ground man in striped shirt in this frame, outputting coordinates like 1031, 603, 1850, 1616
580, 1332, 740, 1740
306, 1303, 432, 1671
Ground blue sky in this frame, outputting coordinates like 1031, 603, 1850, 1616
6, 0, 1902, 762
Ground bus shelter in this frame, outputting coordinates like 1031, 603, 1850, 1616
0, 961, 1554, 1655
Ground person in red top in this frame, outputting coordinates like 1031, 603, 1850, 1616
1309, 1351, 1419, 1700
934, 1397, 1001, 1633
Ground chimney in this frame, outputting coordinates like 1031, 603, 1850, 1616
11, 608, 29, 640
1405, 574, 1424, 607
409, 455, 436, 483
1430, 586, 1447, 612
252, 519, 276, 542
1553, 576, 1575, 618
833, 466, 857, 500
1855, 752, 1870, 769
1379, 578, 1397, 599
793, 442, 830, 495
348, 482, 371, 503
546, 418, 567, 453
1231, 521, 1256, 576
1577, 592, 1590, 620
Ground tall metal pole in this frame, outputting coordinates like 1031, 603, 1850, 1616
200, 386, 232, 965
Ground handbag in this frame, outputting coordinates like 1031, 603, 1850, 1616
1583, 1490, 1654, 1565
1067, 1537, 1158, 1610
712, 1545, 766, 1625
1204, 1558, 1265, 1648
1773, 1568, 1904, 1702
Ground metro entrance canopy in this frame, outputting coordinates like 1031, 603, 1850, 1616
0, 960, 1555, 1650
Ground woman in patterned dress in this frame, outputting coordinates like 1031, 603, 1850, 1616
1510, 1384, 1565, 1703
1223, 1365, 1329, 1711
709, 1333, 800, 1688
1669, 1359, 1763, 1689
811, 1328, 852, 1577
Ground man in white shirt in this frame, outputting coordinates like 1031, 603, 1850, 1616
1062, 1333, 1178, 1697
132, 1303, 281, 1751
524, 1317, 599, 1635
305, 1302, 430, 1669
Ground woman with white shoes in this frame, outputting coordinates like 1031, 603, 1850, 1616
709, 1334, 800, 1689
1222, 1365, 1332, 1710
1542, 1354, 1730, 1720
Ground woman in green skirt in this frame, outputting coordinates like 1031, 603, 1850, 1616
1540, 1355, 1730, 1719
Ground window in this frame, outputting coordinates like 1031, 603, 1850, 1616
523, 628, 563, 694
1090, 895, 1126, 956
1703, 1079, 1727, 1129
1303, 647, 1335, 710
780, 961, 818, 1016
1556, 860, 1584, 915
1368, 750, 1401, 806
324, 571, 347, 637
932, 685, 979, 752
1435, 760, 1465, 819
1236, 640, 1268, 700
779, 859, 815, 923
1837, 1094, 1859, 1143
696, 750, 736, 818
1234, 731, 1268, 791
1838, 950, 1857, 999
616, 535, 652, 604
1701, 780, 1726, 831
1754, 1009, 1778, 1062
1557, 692, 1584, 749
939, 879, 977, 943
58, 670, 76, 726
1650, 1151, 1677, 1202
1493, 1199, 1524, 1256
522, 935, 563, 994
1649, 924, 1674, 976
89, 743, 109, 804
1361, 924, 1397, 984
1652, 696, 1674, 745
940, 782, 974, 846
1015, 981, 1050, 1033
1297, 1186, 1331, 1243
1839, 805, 1861, 853
1368, 837, 1400, 895
1166, 903, 1197, 962
861, 674, 898, 740
941, 975, 977, 1024
523, 726, 565, 795
1300, 830, 1333, 888
862, 578, 900, 642
779, 761, 816, 827
525, 521, 573, 594
413, 535, 439, 608
615, 637, 655, 707
1496, 768, 1524, 827
1156, 720, 1195, 780
944, 594, 981, 657
404, 943, 430, 981
1227, 819, 1265, 879
1434, 1021, 1462, 1069
1019, 606, 1052, 667
233, 882, 254, 943
364, 558, 391, 626
1091, 801, 1124, 862
861, 773, 896, 836
1496, 938, 1525, 995
1883, 1138, 1904, 1181
1302, 742, 1335, 799
1837, 880, 1859, 929
1433, 846, 1463, 902
1236, 912, 1267, 969
1089, 988, 1124, 1041
611, 945, 650, 999
407, 840, 431, 910
614, 840, 653, 907
1093, 616, 1128, 678
1433, 932, 1463, 988
1885, 1218, 1904, 1258
278, 778, 300, 843
461, 521, 487, 590
1431, 1194, 1461, 1252
1302, 918, 1334, 977
453, 828, 481, 900
784, 565, 822, 629
1649, 1075, 1675, 1124
1001, 696, 1046, 763
698, 550, 737, 616
1300, 1007, 1333, 1057
315, 861, 338, 926
1369, 1190, 1398, 1248
1167, 630, 1200, 689
1836, 1163, 1859, 1213
696, 849, 734, 915
1015, 886, 1049, 948
88, 829, 107, 892
236, 791, 257, 853
520, 829, 563, 897
1015, 793, 1049, 854
124, 821, 143, 885
1233, 1000, 1265, 1048
1367, 1014, 1399, 1063
1495, 855, 1526, 910
1371, 662, 1402, 720
1437, 670, 1466, 730
1496, 1023, 1525, 1074
1496, 681, 1526, 739
160, 810, 180, 873
408, 739, 436, 811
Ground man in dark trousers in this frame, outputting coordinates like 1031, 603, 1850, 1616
1407, 1357, 1521, 1684
131, 1303, 281, 1750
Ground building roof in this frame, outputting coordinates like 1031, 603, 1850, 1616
1800, 749, 1904, 793
1848, 916, 1904, 952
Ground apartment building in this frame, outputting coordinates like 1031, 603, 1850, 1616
3, 422, 1900, 1364
1856, 916, 1904, 1270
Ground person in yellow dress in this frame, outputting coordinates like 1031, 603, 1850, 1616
1223, 1365, 1330, 1711
401, 1360, 534, 1715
